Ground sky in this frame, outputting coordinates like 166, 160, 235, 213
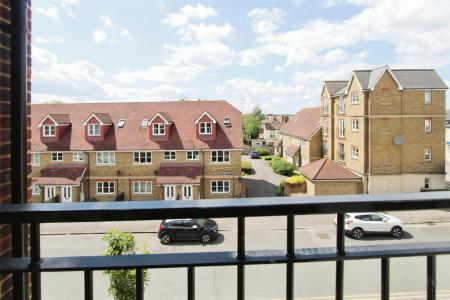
32, 0, 450, 114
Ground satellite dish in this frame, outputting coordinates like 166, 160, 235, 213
393, 135, 404, 145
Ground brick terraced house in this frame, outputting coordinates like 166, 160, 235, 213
30, 100, 245, 202
317, 65, 448, 194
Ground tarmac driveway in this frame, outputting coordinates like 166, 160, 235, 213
242, 155, 287, 197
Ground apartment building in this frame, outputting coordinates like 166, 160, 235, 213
251, 114, 291, 147
318, 65, 448, 194
31, 101, 244, 202
275, 107, 322, 167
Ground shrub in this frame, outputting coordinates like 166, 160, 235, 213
241, 161, 253, 175
277, 180, 285, 196
262, 155, 274, 161
285, 175, 306, 184
271, 159, 296, 176
255, 147, 270, 156
103, 230, 149, 300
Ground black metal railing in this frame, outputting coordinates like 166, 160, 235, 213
1, 191, 450, 300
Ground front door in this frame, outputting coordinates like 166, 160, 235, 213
182, 185, 193, 200
61, 186, 72, 203
44, 186, 56, 201
164, 185, 176, 200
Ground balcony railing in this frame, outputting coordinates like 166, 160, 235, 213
1, 191, 450, 300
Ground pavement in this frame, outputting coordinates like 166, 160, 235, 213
241, 155, 287, 197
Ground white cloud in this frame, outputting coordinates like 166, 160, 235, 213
101, 15, 113, 28
324, 48, 349, 63
34, 35, 64, 44
179, 22, 234, 42
247, 7, 286, 37
114, 65, 204, 84
36, 7, 60, 22
164, 4, 217, 27
93, 30, 107, 43
121, 28, 130, 37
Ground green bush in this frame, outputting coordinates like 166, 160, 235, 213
103, 230, 149, 300
269, 156, 282, 167
285, 174, 306, 184
277, 180, 285, 196
262, 155, 274, 161
241, 161, 253, 175
271, 159, 296, 176
255, 148, 270, 156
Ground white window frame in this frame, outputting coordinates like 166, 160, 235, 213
211, 150, 230, 163
73, 152, 85, 162
152, 123, 165, 135
338, 120, 345, 138
186, 150, 199, 160
351, 146, 359, 160
88, 124, 101, 137
199, 122, 213, 134
351, 93, 359, 104
424, 177, 431, 190
351, 120, 359, 132
424, 148, 432, 161
96, 152, 115, 165
32, 183, 41, 195
424, 91, 432, 104
211, 180, 231, 194
338, 143, 345, 161
425, 119, 432, 132
133, 181, 152, 195
134, 152, 152, 164
31, 153, 40, 166
338, 96, 345, 114
323, 99, 328, 115
51, 152, 63, 162
322, 140, 328, 156
96, 181, 115, 195
164, 151, 176, 160
43, 124, 56, 137
141, 119, 149, 127
322, 118, 328, 136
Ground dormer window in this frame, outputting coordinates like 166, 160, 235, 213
153, 123, 165, 135
199, 122, 213, 134
43, 125, 56, 137
88, 124, 101, 136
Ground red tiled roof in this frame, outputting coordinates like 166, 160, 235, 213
35, 164, 86, 185
280, 107, 321, 139
299, 159, 361, 181
284, 144, 300, 156
49, 114, 71, 124
156, 163, 202, 185
31, 100, 244, 151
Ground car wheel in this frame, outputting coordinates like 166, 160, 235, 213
391, 226, 403, 239
351, 227, 364, 239
201, 233, 211, 244
160, 233, 171, 245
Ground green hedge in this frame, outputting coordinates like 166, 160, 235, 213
285, 174, 306, 184
241, 161, 253, 175
255, 148, 270, 156
270, 159, 296, 176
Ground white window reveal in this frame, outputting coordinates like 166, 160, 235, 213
96, 181, 115, 195
153, 123, 165, 135
186, 151, 199, 160
322, 119, 328, 135
134, 152, 152, 164
133, 181, 152, 194
96, 152, 115, 164
338, 120, 345, 137
424, 148, 432, 161
73, 152, 85, 162
424, 91, 432, 104
425, 119, 432, 132
424, 177, 431, 190
31, 153, 40, 165
212, 150, 230, 163
211, 180, 230, 193
351, 120, 359, 131
88, 124, 101, 136
51, 152, 63, 162
338, 96, 345, 113
351, 93, 359, 104
164, 151, 176, 160
338, 143, 345, 161
32, 183, 41, 195
43, 124, 56, 137
351, 146, 359, 159
323, 99, 328, 115
199, 122, 213, 134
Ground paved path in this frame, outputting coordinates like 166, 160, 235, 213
242, 155, 287, 197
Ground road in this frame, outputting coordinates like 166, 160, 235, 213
40, 219, 450, 300
242, 155, 287, 197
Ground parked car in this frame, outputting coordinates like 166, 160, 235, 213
158, 218, 218, 244
249, 151, 260, 159
333, 212, 403, 239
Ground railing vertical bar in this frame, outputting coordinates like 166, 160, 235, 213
427, 255, 436, 300
30, 223, 41, 300
136, 268, 144, 300
237, 217, 245, 300
84, 270, 93, 300
335, 213, 345, 300
286, 215, 295, 300
188, 267, 195, 300
381, 258, 389, 300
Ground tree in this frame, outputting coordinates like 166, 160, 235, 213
103, 230, 149, 300
242, 105, 265, 143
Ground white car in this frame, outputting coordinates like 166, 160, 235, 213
333, 212, 404, 239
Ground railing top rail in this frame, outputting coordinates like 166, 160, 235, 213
1, 191, 450, 223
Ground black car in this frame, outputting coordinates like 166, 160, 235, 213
158, 218, 218, 244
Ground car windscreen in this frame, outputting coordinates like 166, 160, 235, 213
196, 219, 209, 226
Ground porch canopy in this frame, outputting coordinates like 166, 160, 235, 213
35, 164, 86, 186
284, 144, 300, 156
156, 163, 202, 185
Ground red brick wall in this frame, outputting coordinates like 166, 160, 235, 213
0, 0, 32, 299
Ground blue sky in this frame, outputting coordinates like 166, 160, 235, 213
32, 0, 450, 114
